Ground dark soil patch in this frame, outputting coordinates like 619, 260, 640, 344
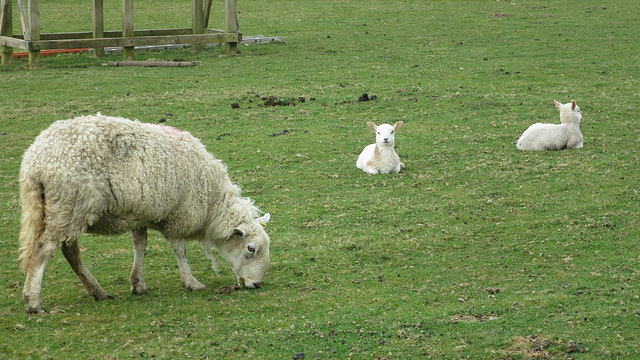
216, 285, 240, 294
358, 92, 377, 102
269, 129, 290, 137
230, 94, 315, 109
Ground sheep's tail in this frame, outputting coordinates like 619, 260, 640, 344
18, 176, 46, 273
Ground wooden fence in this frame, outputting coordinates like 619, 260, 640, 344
0, 0, 240, 67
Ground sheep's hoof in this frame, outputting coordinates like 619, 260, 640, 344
131, 285, 148, 295
189, 284, 207, 292
130, 279, 148, 295
92, 291, 113, 301
26, 304, 46, 314
94, 294, 114, 301
184, 280, 207, 292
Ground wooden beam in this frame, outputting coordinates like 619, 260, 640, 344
26, 33, 240, 51
192, 0, 204, 50
204, 0, 213, 28
122, 0, 134, 60
17, 0, 29, 40
224, 0, 238, 55
28, 0, 40, 67
93, 0, 104, 57
0, 35, 28, 49
11, 28, 200, 41
1, 0, 13, 65
0, 1, 6, 31
104, 60, 198, 67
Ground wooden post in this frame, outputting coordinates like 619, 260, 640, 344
192, 0, 204, 51
224, 0, 238, 55
122, 0, 134, 61
1, 0, 13, 65
92, 0, 104, 57
16, 0, 28, 40
28, 0, 40, 68
204, 0, 213, 28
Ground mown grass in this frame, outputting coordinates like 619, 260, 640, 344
1, 0, 639, 359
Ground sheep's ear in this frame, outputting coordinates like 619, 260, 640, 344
393, 121, 404, 131
232, 228, 246, 239
257, 213, 271, 227
554, 100, 562, 108
571, 100, 576, 110
367, 122, 377, 132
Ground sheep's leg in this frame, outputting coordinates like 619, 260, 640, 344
202, 242, 221, 275
22, 233, 60, 313
129, 228, 148, 295
171, 240, 206, 291
61, 240, 112, 302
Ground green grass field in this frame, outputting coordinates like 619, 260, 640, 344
1, 0, 639, 358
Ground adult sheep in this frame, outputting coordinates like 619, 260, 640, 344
19, 113, 271, 313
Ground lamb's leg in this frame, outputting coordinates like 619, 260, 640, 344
22, 232, 59, 313
129, 228, 148, 295
61, 240, 112, 301
567, 135, 583, 149
171, 240, 206, 291
363, 166, 380, 175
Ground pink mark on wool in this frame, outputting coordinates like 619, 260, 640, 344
158, 124, 191, 141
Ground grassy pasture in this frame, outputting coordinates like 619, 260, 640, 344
1, 0, 639, 358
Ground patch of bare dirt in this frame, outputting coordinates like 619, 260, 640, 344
450, 312, 500, 323
488, 12, 508, 18
216, 285, 240, 294
502, 335, 587, 359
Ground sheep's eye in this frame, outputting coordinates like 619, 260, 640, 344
391, 130, 394, 134
377, 132, 380, 135
247, 245, 256, 254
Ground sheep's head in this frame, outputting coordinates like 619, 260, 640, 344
367, 121, 403, 147
555, 100, 582, 125
218, 213, 271, 289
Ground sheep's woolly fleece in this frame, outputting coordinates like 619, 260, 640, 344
18, 113, 260, 270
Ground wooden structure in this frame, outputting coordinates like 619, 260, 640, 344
0, 0, 240, 67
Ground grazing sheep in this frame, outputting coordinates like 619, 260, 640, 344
19, 113, 271, 313
356, 122, 405, 174
516, 100, 584, 151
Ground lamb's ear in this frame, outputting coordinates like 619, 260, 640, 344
393, 121, 404, 131
554, 100, 562, 109
367, 122, 377, 132
257, 213, 271, 227
571, 100, 576, 110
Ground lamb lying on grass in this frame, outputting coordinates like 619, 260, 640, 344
357, 121, 404, 174
516, 100, 584, 151
19, 113, 271, 313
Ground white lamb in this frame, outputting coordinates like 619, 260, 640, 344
516, 100, 584, 151
356, 121, 404, 174
18, 113, 271, 313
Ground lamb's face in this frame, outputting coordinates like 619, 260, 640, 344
572, 104, 582, 124
375, 124, 397, 147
